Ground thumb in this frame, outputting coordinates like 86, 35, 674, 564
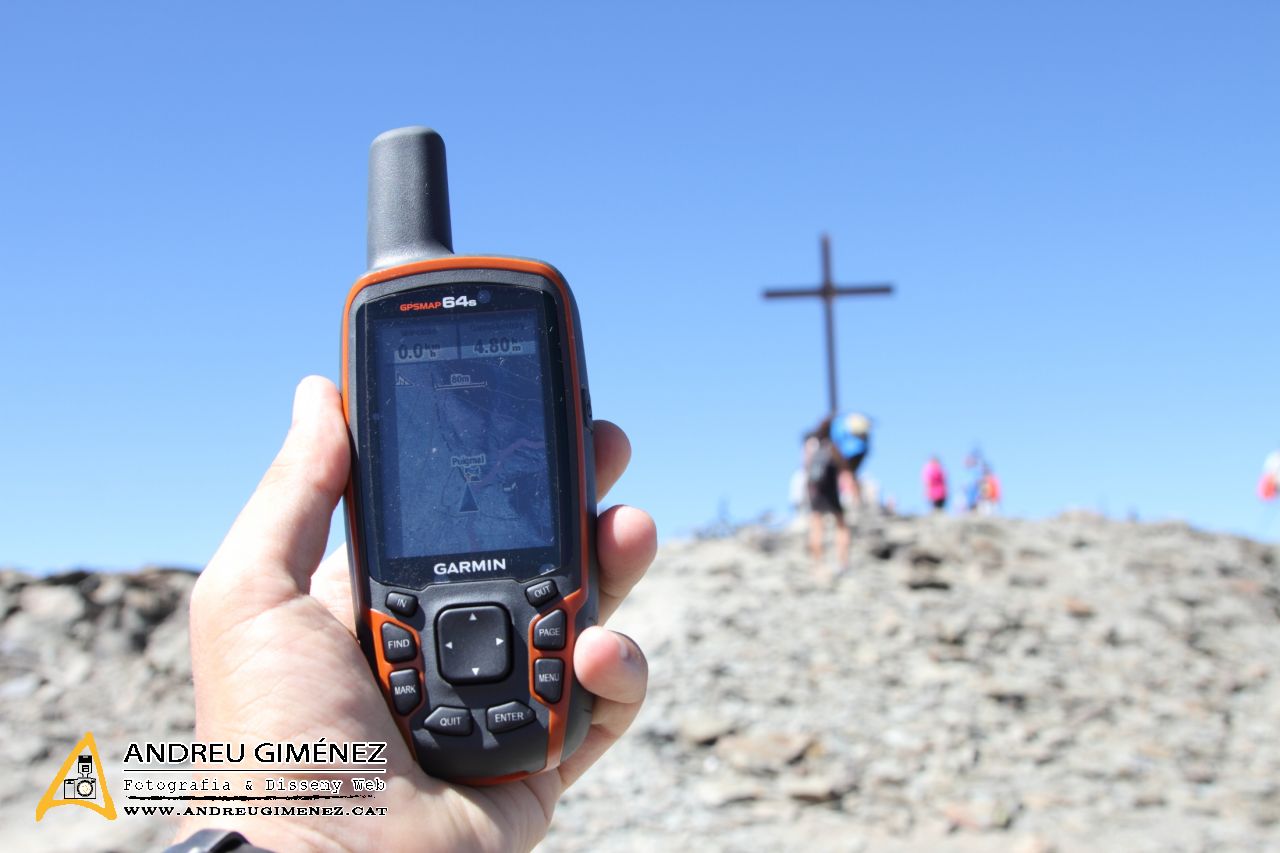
196, 376, 350, 623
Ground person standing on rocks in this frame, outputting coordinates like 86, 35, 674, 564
1259, 448, 1280, 501
803, 416, 852, 576
922, 455, 948, 512
830, 411, 871, 510
979, 465, 1002, 515
963, 448, 985, 512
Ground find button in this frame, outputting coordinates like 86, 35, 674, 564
381, 623, 417, 663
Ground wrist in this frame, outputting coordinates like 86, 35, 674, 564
173, 817, 350, 853
165, 829, 272, 853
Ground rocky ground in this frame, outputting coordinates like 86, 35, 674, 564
0, 566, 197, 850
3, 513, 1279, 851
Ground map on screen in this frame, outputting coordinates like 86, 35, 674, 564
375, 308, 557, 560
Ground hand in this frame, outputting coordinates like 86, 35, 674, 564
180, 376, 656, 852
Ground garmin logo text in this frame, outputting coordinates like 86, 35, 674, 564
434, 558, 507, 576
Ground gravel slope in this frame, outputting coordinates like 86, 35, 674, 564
2, 513, 1278, 852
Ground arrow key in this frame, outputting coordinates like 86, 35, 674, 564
436, 605, 512, 684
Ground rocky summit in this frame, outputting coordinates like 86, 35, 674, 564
2, 513, 1279, 852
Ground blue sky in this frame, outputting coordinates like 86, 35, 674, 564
1, 2, 1277, 571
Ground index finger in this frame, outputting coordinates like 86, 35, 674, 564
195, 377, 349, 623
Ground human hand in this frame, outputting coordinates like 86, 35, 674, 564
180, 376, 656, 852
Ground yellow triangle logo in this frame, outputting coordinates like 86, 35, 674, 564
35, 731, 117, 821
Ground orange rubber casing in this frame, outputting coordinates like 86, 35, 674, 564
341, 255, 597, 784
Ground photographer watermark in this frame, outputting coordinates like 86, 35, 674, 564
35, 734, 392, 823
35, 732, 117, 821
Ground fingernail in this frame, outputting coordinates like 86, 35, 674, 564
615, 631, 633, 663
291, 377, 323, 428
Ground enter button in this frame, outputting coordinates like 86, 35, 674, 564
487, 701, 535, 733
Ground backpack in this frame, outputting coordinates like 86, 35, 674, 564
807, 440, 835, 484
831, 412, 870, 459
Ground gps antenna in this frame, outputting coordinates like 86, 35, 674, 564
367, 126, 454, 271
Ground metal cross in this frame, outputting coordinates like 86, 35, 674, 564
763, 234, 894, 415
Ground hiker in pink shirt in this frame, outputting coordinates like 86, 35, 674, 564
922, 455, 948, 512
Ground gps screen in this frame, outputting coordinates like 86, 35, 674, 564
371, 305, 558, 564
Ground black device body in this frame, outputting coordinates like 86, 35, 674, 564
342, 127, 597, 783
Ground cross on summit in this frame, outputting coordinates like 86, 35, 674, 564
762, 235, 895, 415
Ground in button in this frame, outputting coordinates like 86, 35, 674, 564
386, 591, 417, 617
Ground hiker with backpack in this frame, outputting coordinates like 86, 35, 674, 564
803, 416, 852, 577
830, 411, 871, 510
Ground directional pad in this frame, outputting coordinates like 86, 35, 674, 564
436, 605, 512, 685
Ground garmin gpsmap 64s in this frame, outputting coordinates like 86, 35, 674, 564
342, 127, 598, 784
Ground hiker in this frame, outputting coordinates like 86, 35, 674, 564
978, 465, 1002, 515
803, 416, 852, 575
922, 455, 948, 512
962, 449, 986, 513
173, 377, 655, 853
830, 411, 871, 510
1260, 449, 1280, 501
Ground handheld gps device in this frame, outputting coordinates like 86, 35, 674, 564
342, 127, 598, 783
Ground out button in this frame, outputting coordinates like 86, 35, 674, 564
525, 580, 558, 607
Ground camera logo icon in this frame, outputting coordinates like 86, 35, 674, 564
36, 732, 117, 821
62, 755, 97, 800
